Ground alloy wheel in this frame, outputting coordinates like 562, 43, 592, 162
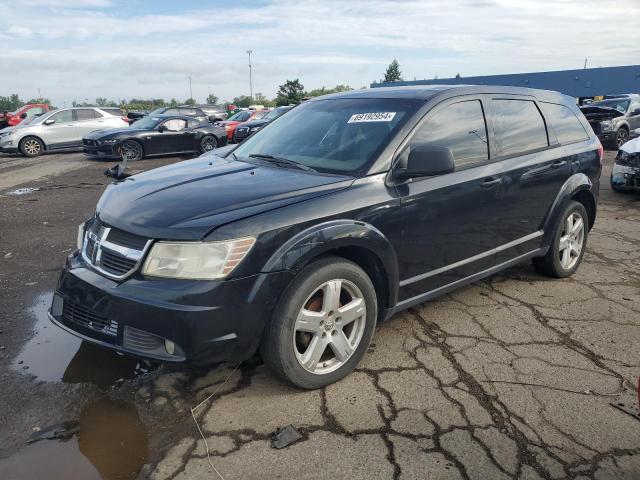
616, 129, 629, 148
24, 139, 41, 156
201, 136, 216, 152
121, 141, 142, 161
293, 279, 367, 375
558, 212, 585, 270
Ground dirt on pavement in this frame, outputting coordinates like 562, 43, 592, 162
0, 150, 639, 480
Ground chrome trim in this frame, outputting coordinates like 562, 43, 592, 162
80, 222, 153, 281
399, 230, 543, 287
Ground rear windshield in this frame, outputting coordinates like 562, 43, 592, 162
232, 98, 422, 176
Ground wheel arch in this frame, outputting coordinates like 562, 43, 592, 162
19, 134, 47, 151
261, 220, 399, 320
118, 138, 145, 157
541, 173, 596, 247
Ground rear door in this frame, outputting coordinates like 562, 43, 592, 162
41, 109, 78, 147
74, 109, 107, 137
487, 97, 578, 263
397, 97, 505, 302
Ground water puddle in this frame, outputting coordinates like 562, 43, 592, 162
0, 398, 149, 480
13, 292, 154, 389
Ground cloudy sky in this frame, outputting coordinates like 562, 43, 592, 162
0, 0, 638, 106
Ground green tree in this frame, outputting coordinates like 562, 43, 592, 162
183, 98, 196, 105
206, 93, 219, 105
276, 79, 305, 106
232, 95, 254, 108
96, 97, 108, 106
383, 59, 403, 82
306, 84, 353, 97
0, 94, 23, 111
455, 73, 461, 79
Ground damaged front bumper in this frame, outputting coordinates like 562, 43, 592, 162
611, 163, 640, 191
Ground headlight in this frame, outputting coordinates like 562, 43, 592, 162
77, 223, 86, 250
100, 139, 118, 144
142, 237, 256, 280
600, 120, 614, 131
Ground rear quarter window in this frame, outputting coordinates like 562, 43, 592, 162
491, 99, 548, 156
540, 102, 589, 144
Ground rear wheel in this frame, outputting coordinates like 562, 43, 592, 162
19, 136, 44, 157
260, 257, 377, 389
533, 201, 588, 278
200, 135, 218, 154
120, 140, 143, 162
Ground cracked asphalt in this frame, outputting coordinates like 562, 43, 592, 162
1, 150, 639, 480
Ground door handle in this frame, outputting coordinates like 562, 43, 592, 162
480, 177, 502, 188
550, 160, 567, 169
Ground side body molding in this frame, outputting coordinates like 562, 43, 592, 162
540, 172, 594, 247
261, 220, 400, 309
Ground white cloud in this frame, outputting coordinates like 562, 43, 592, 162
0, 0, 638, 105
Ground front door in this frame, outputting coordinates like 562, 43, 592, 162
396, 98, 505, 304
146, 118, 189, 155
41, 109, 78, 148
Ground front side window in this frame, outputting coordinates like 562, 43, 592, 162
49, 110, 73, 123
25, 107, 44, 118
492, 99, 548, 156
233, 98, 422, 176
411, 100, 489, 170
541, 102, 588, 144
162, 118, 187, 131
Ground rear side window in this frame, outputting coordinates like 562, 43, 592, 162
103, 108, 124, 117
163, 109, 179, 115
540, 102, 589, 144
491, 99, 548, 156
75, 109, 98, 121
179, 108, 198, 116
411, 100, 489, 170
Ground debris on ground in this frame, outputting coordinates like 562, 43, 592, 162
26, 421, 80, 444
6, 187, 40, 196
270, 425, 303, 449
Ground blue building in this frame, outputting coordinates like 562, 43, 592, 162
371, 65, 640, 101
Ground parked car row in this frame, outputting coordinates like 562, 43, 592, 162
129, 104, 229, 124
580, 94, 640, 150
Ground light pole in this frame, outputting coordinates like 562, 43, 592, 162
188, 75, 193, 102
247, 49, 253, 100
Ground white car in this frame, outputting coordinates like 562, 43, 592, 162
0, 107, 128, 157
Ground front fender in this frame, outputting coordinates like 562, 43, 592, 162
541, 173, 594, 246
261, 220, 399, 308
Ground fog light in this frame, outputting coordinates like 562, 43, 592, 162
165, 339, 175, 355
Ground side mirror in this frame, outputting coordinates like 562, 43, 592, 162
43, 119, 55, 126
158, 125, 168, 132
396, 144, 455, 179
20, 113, 28, 119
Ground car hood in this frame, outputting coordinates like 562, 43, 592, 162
620, 135, 640, 154
84, 127, 143, 139
96, 154, 354, 240
580, 106, 625, 120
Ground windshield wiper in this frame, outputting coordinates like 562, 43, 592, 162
249, 153, 316, 172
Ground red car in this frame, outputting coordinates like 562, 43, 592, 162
0, 104, 51, 128
219, 109, 268, 142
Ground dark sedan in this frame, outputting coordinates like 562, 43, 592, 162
233, 105, 293, 142
82, 114, 227, 161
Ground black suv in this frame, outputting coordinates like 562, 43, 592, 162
580, 95, 640, 149
50, 86, 601, 389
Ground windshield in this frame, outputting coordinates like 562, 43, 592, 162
130, 116, 162, 129
232, 98, 422, 176
591, 99, 630, 113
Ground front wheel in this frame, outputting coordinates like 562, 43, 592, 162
533, 200, 588, 278
260, 257, 377, 389
120, 140, 143, 162
200, 135, 218, 154
19, 137, 44, 157
615, 128, 629, 149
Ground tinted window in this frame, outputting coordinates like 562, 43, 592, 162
541, 103, 588, 144
103, 108, 124, 117
50, 110, 73, 123
492, 100, 548, 156
179, 108, 198, 116
76, 109, 97, 121
411, 100, 489, 169
229, 111, 251, 122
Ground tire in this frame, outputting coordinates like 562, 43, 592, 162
260, 256, 378, 389
19, 136, 44, 157
199, 135, 218, 154
120, 140, 143, 162
532, 200, 588, 278
615, 128, 629, 149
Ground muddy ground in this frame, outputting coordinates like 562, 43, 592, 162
0, 150, 639, 480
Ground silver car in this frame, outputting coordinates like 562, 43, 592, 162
0, 107, 128, 157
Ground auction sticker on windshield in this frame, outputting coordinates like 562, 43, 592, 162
347, 112, 396, 123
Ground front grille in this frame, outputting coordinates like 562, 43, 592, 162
63, 300, 118, 337
82, 219, 150, 279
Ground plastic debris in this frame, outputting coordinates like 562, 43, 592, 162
26, 421, 80, 444
270, 425, 303, 449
